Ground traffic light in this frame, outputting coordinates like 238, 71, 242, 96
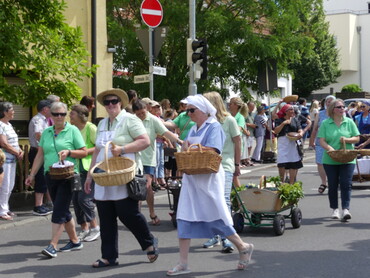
186, 38, 207, 80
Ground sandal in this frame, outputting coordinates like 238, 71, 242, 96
237, 243, 254, 270
92, 259, 118, 268
150, 215, 161, 226
166, 263, 191, 276
147, 238, 159, 263
7, 211, 15, 217
318, 184, 327, 194
0, 215, 13, 221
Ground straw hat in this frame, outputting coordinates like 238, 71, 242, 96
97, 88, 129, 108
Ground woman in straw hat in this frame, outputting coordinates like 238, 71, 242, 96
85, 89, 159, 268
167, 94, 254, 276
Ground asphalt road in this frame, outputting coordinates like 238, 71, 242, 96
1, 151, 370, 277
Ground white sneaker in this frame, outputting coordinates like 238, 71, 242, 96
342, 209, 352, 221
77, 230, 90, 241
84, 227, 100, 242
331, 209, 340, 219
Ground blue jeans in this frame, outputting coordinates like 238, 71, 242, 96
155, 142, 164, 179
323, 164, 355, 210
224, 171, 233, 213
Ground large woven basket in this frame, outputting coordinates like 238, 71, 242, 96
175, 143, 222, 175
90, 141, 136, 186
283, 95, 298, 103
327, 143, 358, 163
49, 157, 74, 180
358, 149, 370, 156
286, 132, 300, 141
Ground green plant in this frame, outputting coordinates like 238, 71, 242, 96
277, 181, 305, 207
341, 84, 362, 93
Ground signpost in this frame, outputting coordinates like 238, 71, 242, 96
140, 0, 163, 100
134, 74, 150, 84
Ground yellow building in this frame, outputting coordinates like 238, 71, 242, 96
10, 0, 112, 139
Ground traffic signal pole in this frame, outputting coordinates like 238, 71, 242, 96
188, 0, 197, 95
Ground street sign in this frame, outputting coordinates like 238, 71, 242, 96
140, 0, 163, 28
134, 74, 150, 84
136, 26, 168, 58
152, 66, 166, 76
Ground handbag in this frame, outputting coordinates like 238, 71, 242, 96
72, 173, 83, 192
296, 140, 303, 159
127, 173, 147, 201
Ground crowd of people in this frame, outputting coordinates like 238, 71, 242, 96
1, 91, 368, 275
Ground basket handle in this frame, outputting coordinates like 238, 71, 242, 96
58, 153, 65, 165
187, 143, 203, 153
104, 141, 116, 174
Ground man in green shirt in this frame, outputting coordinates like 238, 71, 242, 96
133, 99, 182, 225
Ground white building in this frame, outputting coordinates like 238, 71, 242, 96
315, 0, 370, 94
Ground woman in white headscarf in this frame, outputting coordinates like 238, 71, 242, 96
167, 95, 254, 276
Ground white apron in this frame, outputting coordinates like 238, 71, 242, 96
94, 116, 135, 201
177, 118, 233, 226
277, 136, 301, 164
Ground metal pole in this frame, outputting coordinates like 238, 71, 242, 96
149, 27, 154, 99
188, 0, 197, 95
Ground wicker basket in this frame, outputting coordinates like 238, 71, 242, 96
175, 143, 222, 175
90, 141, 136, 186
327, 142, 358, 163
358, 149, 370, 156
283, 95, 298, 103
49, 158, 74, 180
286, 132, 300, 141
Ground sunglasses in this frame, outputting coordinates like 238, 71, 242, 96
103, 99, 120, 106
334, 106, 345, 109
51, 112, 67, 117
186, 108, 198, 114
361, 105, 366, 108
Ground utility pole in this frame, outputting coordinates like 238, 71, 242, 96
188, 0, 196, 95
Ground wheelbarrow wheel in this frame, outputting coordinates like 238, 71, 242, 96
273, 214, 285, 235
291, 207, 302, 228
233, 213, 244, 233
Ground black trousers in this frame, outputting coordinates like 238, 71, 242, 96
96, 198, 154, 261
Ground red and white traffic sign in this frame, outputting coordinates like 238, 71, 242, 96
140, 0, 163, 28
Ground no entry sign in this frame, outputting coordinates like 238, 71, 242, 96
140, 0, 163, 28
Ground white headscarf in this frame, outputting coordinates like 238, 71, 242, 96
185, 94, 217, 119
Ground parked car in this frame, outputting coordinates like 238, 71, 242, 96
343, 98, 370, 107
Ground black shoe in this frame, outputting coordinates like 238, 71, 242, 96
33, 206, 52, 216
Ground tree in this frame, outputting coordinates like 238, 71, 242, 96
0, 0, 95, 106
290, 0, 341, 97
108, 0, 316, 104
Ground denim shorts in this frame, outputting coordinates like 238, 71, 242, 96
143, 165, 155, 176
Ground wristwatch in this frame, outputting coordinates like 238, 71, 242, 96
234, 163, 240, 166
121, 147, 125, 155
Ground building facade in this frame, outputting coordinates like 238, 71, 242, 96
315, 0, 370, 94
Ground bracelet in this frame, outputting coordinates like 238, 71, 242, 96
234, 163, 240, 166
28, 174, 35, 178
67, 150, 71, 157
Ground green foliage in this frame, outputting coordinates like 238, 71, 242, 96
107, 0, 317, 105
290, 0, 341, 97
0, 0, 96, 107
341, 84, 362, 93
231, 176, 304, 211
277, 181, 305, 207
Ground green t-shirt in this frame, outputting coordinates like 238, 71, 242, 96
221, 115, 241, 173
40, 122, 86, 174
140, 112, 168, 167
173, 111, 195, 140
80, 122, 97, 171
234, 112, 246, 134
317, 117, 360, 165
